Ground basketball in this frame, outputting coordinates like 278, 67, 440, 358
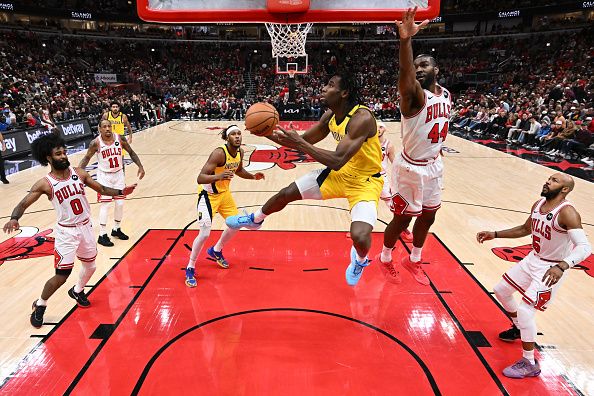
245, 102, 279, 137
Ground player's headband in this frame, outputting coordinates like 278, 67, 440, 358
225, 125, 241, 134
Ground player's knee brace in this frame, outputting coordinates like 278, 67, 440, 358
517, 301, 537, 342
493, 279, 518, 313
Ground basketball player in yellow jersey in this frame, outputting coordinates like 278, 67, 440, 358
102, 101, 133, 143
226, 71, 384, 286
185, 125, 265, 287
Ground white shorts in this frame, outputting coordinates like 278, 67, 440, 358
54, 221, 97, 270
390, 153, 443, 216
502, 251, 564, 311
97, 170, 125, 202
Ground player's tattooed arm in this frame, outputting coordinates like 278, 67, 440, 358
120, 136, 145, 179
78, 138, 99, 169
3, 179, 50, 232
235, 149, 265, 180
76, 167, 137, 197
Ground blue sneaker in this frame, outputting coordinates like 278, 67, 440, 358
207, 246, 229, 269
345, 246, 370, 286
225, 212, 263, 230
185, 267, 197, 288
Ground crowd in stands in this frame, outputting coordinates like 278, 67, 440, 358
1, 24, 592, 165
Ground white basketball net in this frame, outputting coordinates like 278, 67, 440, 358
265, 22, 313, 58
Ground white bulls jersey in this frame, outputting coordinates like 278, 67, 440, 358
45, 167, 91, 226
401, 86, 452, 162
380, 139, 392, 175
530, 198, 573, 262
97, 134, 123, 173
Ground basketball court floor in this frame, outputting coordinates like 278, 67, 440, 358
0, 121, 592, 395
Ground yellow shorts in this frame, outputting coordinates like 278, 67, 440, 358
295, 168, 383, 209
196, 189, 238, 227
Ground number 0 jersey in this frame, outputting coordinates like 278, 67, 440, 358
45, 167, 91, 226
97, 134, 123, 173
401, 86, 452, 162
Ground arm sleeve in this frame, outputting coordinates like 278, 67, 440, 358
562, 229, 592, 267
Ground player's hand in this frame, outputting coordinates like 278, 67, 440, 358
395, 7, 429, 40
273, 125, 302, 148
253, 172, 265, 180
122, 184, 137, 196
218, 170, 235, 181
476, 231, 495, 243
137, 166, 145, 180
3, 219, 19, 233
542, 265, 564, 287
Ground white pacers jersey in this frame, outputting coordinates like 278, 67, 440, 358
45, 167, 91, 226
401, 86, 452, 162
530, 198, 573, 262
97, 134, 123, 173
380, 139, 392, 175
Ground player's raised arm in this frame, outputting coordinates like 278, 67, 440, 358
3, 179, 51, 233
78, 138, 99, 169
396, 7, 429, 116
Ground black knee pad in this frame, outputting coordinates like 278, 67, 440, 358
56, 268, 73, 277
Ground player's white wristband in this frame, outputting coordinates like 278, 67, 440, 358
562, 228, 592, 268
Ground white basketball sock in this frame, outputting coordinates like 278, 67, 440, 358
410, 247, 423, 262
253, 208, 267, 223
187, 226, 211, 269
522, 349, 535, 365
75, 261, 96, 293
99, 202, 110, 235
36, 298, 47, 307
113, 200, 124, 230
380, 246, 393, 263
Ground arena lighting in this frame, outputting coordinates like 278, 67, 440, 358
151, 48, 155, 52
546, 42, 551, 46
42, 43, 46, 47
326, 49, 330, 53
254, 49, 258, 53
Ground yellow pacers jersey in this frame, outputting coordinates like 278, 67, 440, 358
328, 105, 382, 177
107, 112, 125, 135
203, 145, 241, 194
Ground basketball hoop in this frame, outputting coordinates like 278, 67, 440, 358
265, 22, 313, 59
287, 70, 296, 79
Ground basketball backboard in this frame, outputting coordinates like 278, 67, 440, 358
137, 0, 440, 24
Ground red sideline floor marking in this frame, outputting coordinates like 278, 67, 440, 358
1, 231, 578, 395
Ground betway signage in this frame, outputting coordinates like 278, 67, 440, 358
3, 118, 93, 159
94, 73, 118, 83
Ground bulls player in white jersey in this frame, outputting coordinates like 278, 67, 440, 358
3, 134, 137, 328
477, 173, 591, 379
380, 7, 451, 285
79, 120, 145, 247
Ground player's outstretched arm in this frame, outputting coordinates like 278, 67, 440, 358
3, 179, 50, 233
78, 138, 99, 169
476, 216, 532, 243
121, 136, 145, 179
77, 167, 137, 197
265, 112, 332, 147
235, 149, 265, 180
396, 7, 428, 117
273, 109, 375, 171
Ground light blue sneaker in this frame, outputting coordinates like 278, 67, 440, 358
185, 267, 197, 288
207, 246, 229, 269
225, 212, 263, 230
345, 246, 370, 286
